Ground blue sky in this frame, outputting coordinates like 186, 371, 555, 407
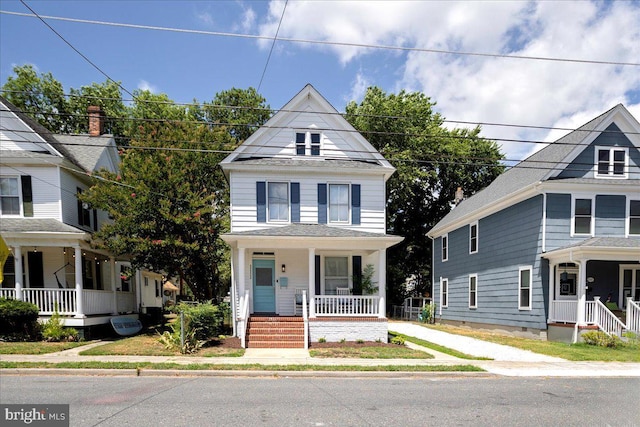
1, 0, 639, 162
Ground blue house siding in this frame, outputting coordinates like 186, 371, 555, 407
595, 195, 626, 236
557, 123, 640, 180
433, 195, 547, 330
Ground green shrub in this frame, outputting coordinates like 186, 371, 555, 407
41, 309, 78, 342
0, 298, 41, 341
581, 331, 621, 348
318, 337, 326, 343
390, 335, 405, 346
420, 303, 436, 323
176, 302, 228, 341
158, 321, 204, 354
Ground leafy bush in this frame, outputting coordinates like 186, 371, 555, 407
318, 337, 326, 343
581, 331, 621, 348
158, 301, 230, 353
390, 335, 405, 346
0, 298, 41, 341
420, 303, 436, 324
158, 321, 204, 354
41, 309, 78, 342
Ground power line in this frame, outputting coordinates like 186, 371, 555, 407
2, 10, 638, 67
257, 0, 287, 92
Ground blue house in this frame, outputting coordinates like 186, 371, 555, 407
427, 105, 640, 342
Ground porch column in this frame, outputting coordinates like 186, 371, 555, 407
110, 257, 118, 315
230, 252, 236, 337
135, 269, 142, 313
547, 262, 555, 323
238, 247, 246, 304
13, 246, 23, 301
308, 248, 316, 318
576, 259, 587, 326
378, 249, 386, 319
74, 246, 85, 318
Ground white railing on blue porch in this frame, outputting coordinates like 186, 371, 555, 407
23, 288, 76, 315
313, 295, 381, 317
83, 290, 113, 315
550, 300, 578, 323
0, 289, 16, 300
591, 297, 625, 337
627, 298, 640, 334
238, 290, 250, 348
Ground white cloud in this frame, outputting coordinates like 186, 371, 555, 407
196, 11, 215, 26
258, 1, 640, 160
240, 7, 256, 32
138, 80, 158, 93
346, 72, 370, 104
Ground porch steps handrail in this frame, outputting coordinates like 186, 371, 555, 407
313, 295, 380, 317
239, 290, 250, 348
592, 297, 625, 337
627, 298, 640, 334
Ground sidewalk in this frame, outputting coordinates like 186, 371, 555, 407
2, 323, 639, 378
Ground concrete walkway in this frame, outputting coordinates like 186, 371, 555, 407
1, 323, 639, 377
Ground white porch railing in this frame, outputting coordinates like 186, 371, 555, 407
117, 292, 136, 313
591, 297, 625, 337
0, 289, 16, 299
550, 300, 578, 323
313, 295, 381, 317
83, 290, 113, 315
238, 290, 250, 348
627, 299, 640, 334
23, 288, 77, 315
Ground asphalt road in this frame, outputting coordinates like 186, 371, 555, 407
1, 375, 638, 426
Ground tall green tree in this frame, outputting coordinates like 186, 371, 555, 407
345, 87, 504, 305
66, 81, 127, 137
81, 120, 237, 301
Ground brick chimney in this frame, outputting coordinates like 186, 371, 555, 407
88, 105, 105, 136
454, 187, 464, 205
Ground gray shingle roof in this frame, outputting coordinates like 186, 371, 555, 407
0, 218, 87, 234
224, 223, 395, 238
429, 104, 628, 235
54, 134, 116, 172
558, 236, 640, 250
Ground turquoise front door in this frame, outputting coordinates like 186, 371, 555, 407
253, 259, 275, 313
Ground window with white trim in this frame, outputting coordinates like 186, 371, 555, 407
469, 222, 478, 254
268, 182, 289, 222
469, 274, 477, 308
325, 256, 348, 295
442, 234, 448, 262
329, 184, 349, 223
519, 266, 532, 310
441, 278, 448, 308
629, 200, 640, 236
595, 146, 628, 178
295, 131, 322, 156
0, 176, 20, 216
573, 197, 593, 235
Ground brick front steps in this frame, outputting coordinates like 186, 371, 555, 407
246, 316, 305, 348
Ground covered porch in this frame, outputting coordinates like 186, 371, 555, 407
544, 237, 640, 342
1, 220, 138, 327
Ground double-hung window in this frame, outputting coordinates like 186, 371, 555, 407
573, 197, 593, 235
268, 182, 289, 222
295, 131, 321, 156
442, 234, 448, 262
329, 184, 349, 223
629, 200, 640, 236
0, 177, 20, 216
469, 274, 477, 308
469, 222, 478, 254
519, 266, 532, 310
441, 278, 448, 308
295, 132, 306, 155
595, 146, 628, 178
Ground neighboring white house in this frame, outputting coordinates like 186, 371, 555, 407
0, 96, 147, 335
221, 85, 403, 348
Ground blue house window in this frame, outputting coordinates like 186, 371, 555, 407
629, 200, 640, 236
469, 274, 477, 308
519, 266, 532, 310
441, 278, 448, 308
573, 198, 593, 235
442, 234, 448, 262
469, 222, 478, 254
595, 147, 627, 179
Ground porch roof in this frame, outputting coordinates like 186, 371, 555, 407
222, 223, 403, 249
0, 218, 90, 246
543, 237, 640, 262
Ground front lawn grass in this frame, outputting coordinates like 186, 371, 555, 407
79, 333, 244, 357
309, 345, 433, 359
0, 341, 87, 355
388, 332, 491, 360
424, 323, 640, 362
0, 361, 483, 372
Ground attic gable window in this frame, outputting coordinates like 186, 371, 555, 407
595, 146, 628, 178
295, 131, 321, 156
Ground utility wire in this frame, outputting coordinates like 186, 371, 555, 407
2, 9, 639, 67
257, 0, 287, 92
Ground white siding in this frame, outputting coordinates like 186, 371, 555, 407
60, 169, 82, 226
0, 165, 62, 220
230, 170, 386, 233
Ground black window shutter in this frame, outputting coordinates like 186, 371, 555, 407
20, 176, 33, 217
315, 255, 321, 295
291, 182, 300, 223
352, 256, 362, 295
317, 183, 327, 224
93, 209, 98, 231
351, 184, 361, 225
77, 188, 84, 225
256, 181, 266, 223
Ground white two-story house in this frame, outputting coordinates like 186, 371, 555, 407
0, 96, 144, 336
221, 85, 403, 348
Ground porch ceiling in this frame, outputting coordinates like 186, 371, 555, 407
544, 237, 640, 262
222, 224, 403, 250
